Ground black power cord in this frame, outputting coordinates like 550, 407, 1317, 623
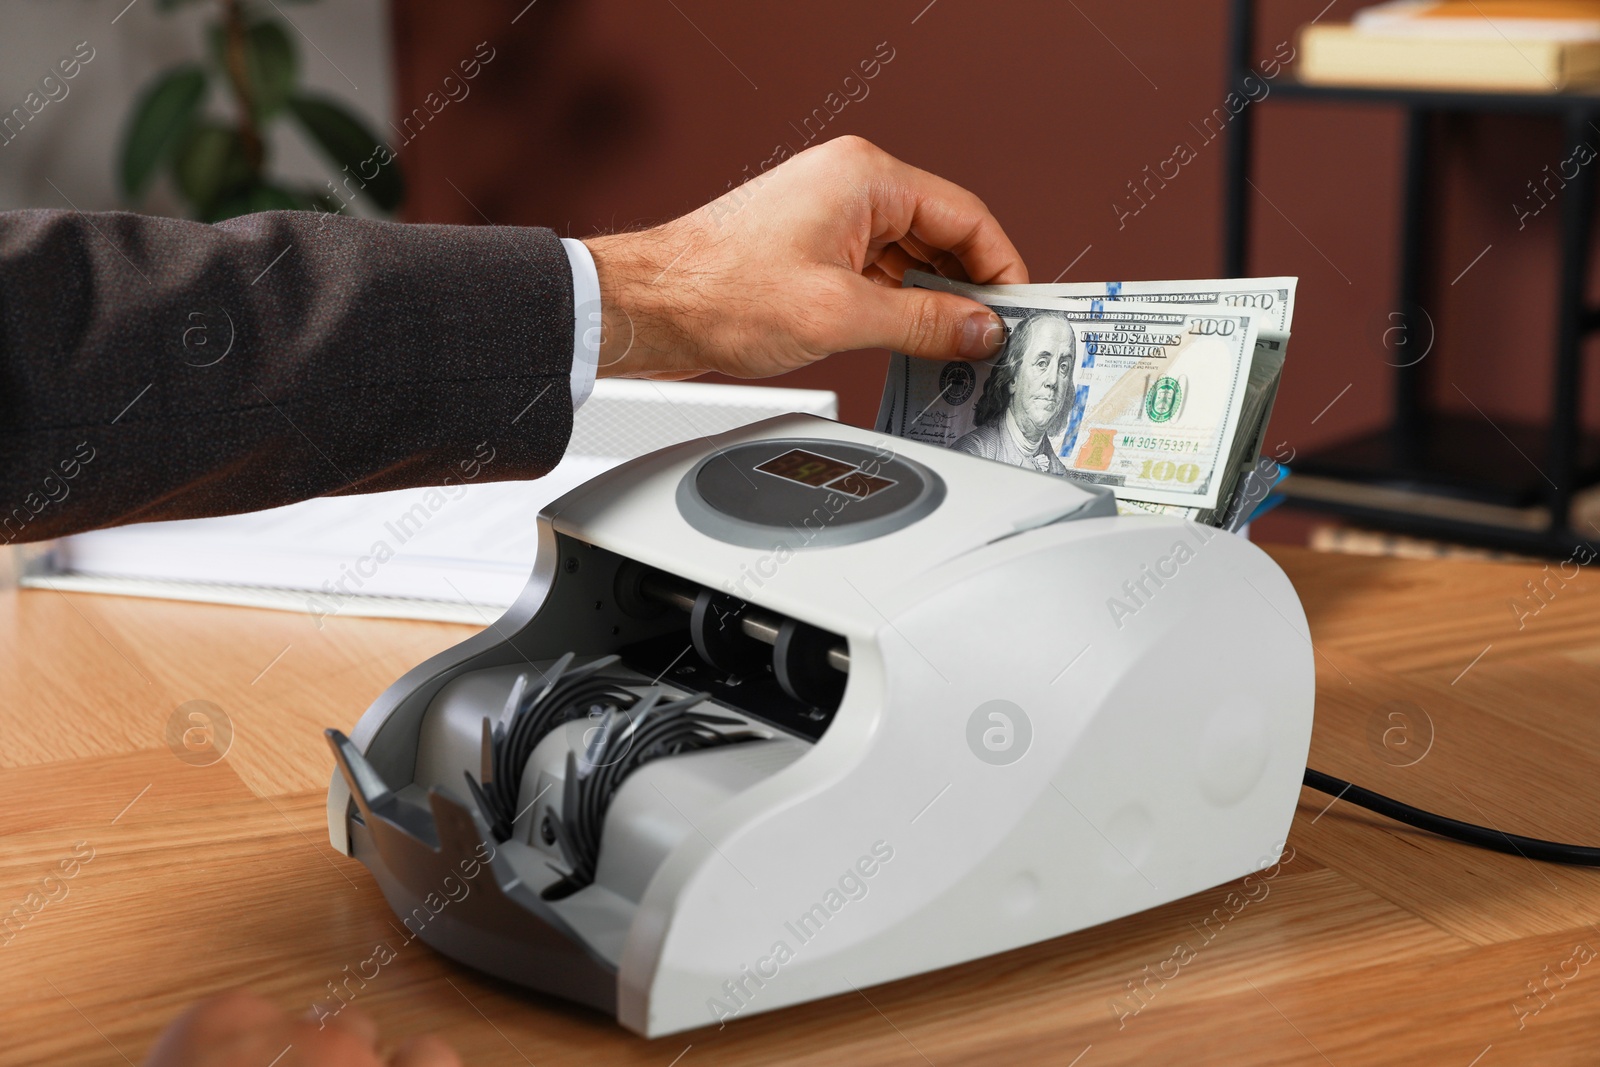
1303, 768, 1600, 867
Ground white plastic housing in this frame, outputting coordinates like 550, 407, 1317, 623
549, 417, 1312, 1035
329, 414, 1315, 1038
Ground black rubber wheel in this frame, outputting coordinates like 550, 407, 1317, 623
773, 618, 847, 709
690, 589, 768, 676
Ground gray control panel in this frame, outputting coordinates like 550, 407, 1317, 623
675, 438, 946, 549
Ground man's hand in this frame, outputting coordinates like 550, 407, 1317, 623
587, 136, 1028, 380
143, 991, 462, 1067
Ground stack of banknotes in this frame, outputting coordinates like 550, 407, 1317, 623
875, 272, 1297, 529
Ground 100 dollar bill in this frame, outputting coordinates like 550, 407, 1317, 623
878, 280, 1261, 510
1007, 276, 1296, 340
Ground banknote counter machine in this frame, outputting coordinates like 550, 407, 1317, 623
325, 414, 1318, 1037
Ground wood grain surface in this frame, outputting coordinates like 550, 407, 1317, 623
2, 546, 1598, 1066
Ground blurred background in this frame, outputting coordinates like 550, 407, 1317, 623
5, 0, 1599, 553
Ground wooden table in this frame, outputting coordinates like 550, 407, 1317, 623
3, 546, 1599, 1066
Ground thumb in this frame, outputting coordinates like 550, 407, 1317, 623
860, 284, 1007, 361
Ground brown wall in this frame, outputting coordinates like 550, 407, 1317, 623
389, 0, 1600, 506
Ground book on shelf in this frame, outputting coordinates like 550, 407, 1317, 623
1355, 2, 1600, 41
1300, 1, 1600, 92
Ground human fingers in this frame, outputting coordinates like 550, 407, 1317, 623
143, 991, 389, 1067
863, 242, 927, 285
387, 1035, 464, 1067
144, 991, 285, 1067
840, 272, 1006, 362
845, 139, 1028, 286
315, 1006, 380, 1051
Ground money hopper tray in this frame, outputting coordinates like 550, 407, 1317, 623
325, 414, 1316, 1037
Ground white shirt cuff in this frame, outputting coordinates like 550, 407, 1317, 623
561, 237, 601, 412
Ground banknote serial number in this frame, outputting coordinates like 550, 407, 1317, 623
1120, 435, 1203, 454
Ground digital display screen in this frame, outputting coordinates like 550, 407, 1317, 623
756, 449, 858, 487
826, 471, 897, 499
754, 449, 897, 499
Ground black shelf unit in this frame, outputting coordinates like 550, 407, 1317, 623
1224, 0, 1600, 554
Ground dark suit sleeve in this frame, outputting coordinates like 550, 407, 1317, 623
0, 208, 576, 544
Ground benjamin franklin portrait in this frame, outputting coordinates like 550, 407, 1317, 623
952, 312, 1076, 475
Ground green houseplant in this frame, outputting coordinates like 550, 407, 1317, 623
119, 0, 403, 221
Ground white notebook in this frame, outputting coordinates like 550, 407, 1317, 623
25, 380, 838, 624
